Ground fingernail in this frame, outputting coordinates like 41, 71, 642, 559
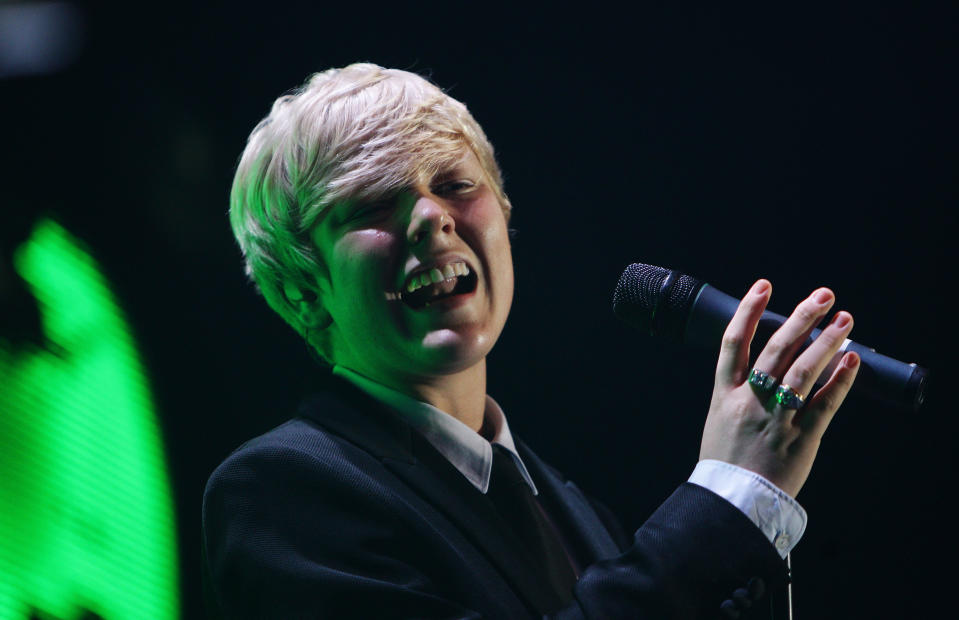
814, 289, 832, 304
844, 352, 860, 368
754, 280, 769, 295
831, 312, 850, 328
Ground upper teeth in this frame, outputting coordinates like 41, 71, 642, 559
405, 261, 469, 294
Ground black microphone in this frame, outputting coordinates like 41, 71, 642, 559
612, 263, 930, 412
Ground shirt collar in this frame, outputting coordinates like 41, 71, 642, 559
332, 365, 537, 495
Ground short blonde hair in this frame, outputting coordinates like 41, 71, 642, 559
229, 63, 510, 342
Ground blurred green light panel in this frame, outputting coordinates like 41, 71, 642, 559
0, 219, 179, 619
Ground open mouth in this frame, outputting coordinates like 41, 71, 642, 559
404, 270, 477, 309
390, 263, 479, 310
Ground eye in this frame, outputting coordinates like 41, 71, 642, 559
433, 179, 476, 196
347, 199, 393, 223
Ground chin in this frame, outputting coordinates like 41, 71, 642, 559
414, 329, 496, 373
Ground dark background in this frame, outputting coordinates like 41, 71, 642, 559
3, 2, 955, 617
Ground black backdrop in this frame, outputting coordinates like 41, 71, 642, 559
3, 2, 955, 617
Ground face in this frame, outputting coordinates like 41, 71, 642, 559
309, 150, 514, 392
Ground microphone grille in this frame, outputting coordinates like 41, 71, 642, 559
612, 263, 703, 340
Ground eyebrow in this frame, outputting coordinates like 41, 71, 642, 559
430, 161, 480, 184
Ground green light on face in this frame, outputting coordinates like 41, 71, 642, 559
0, 219, 179, 619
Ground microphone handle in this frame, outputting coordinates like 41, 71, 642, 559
684, 284, 929, 412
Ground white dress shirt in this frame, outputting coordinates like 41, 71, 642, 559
332, 365, 804, 558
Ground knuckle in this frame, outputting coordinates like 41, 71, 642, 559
763, 338, 787, 358
721, 393, 756, 423
837, 370, 858, 392
824, 334, 846, 354
734, 402, 765, 429
818, 328, 843, 347
721, 333, 744, 351
817, 393, 837, 413
791, 365, 814, 385
795, 303, 821, 323
816, 384, 850, 415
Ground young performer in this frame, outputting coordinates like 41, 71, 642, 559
203, 63, 859, 618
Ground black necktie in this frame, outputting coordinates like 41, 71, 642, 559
487, 445, 577, 612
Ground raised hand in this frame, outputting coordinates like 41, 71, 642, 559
699, 280, 860, 498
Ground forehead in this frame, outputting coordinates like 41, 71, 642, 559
336, 146, 479, 204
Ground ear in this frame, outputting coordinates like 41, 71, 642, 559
283, 281, 332, 330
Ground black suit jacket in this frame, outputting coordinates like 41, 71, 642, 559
203, 379, 788, 618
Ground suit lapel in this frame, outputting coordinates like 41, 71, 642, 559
297, 379, 562, 615
296, 378, 415, 463
516, 439, 623, 564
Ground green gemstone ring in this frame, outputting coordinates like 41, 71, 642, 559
748, 368, 777, 391
775, 383, 805, 409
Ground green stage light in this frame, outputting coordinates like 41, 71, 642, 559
0, 219, 179, 619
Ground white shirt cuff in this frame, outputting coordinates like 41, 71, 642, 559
688, 459, 807, 558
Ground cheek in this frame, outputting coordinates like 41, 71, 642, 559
328, 232, 393, 303
477, 215, 514, 305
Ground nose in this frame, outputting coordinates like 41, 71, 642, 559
407, 195, 454, 246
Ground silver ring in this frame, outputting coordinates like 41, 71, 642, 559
748, 368, 777, 391
775, 383, 805, 410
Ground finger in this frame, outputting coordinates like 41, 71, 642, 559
780, 310, 855, 403
753, 287, 835, 382
797, 351, 860, 436
716, 279, 771, 388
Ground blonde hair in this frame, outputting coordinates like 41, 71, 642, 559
229, 63, 510, 342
